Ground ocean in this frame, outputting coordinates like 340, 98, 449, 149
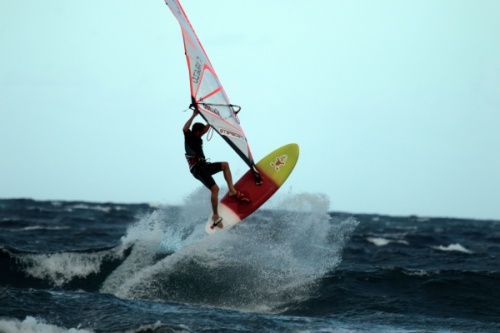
1, 193, 499, 333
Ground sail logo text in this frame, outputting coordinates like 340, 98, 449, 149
204, 104, 221, 116
271, 154, 288, 171
192, 57, 202, 84
219, 128, 243, 140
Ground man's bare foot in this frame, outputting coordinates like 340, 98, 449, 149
211, 215, 223, 229
228, 190, 250, 203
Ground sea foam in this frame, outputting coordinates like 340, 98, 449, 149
101, 188, 359, 313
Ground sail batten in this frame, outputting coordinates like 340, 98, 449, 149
164, 0, 257, 172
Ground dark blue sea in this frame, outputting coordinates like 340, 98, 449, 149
1, 193, 499, 333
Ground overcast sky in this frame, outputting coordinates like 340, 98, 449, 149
1, 0, 499, 220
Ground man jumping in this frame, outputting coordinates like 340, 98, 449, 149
183, 109, 249, 229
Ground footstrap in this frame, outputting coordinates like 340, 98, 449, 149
210, 217, 223, 230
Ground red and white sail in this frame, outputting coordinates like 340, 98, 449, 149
164, 0, 258, 173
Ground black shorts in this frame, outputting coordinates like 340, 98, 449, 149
191, 162, 223, 189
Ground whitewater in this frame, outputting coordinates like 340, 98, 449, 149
1, 190, 499, 332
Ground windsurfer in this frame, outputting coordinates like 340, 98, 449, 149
183, 110, 250, 229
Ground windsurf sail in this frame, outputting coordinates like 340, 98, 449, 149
164, 0, 261, 184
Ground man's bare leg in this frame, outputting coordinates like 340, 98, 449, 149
210, 184, 223, 228
221, 162, 237, 196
